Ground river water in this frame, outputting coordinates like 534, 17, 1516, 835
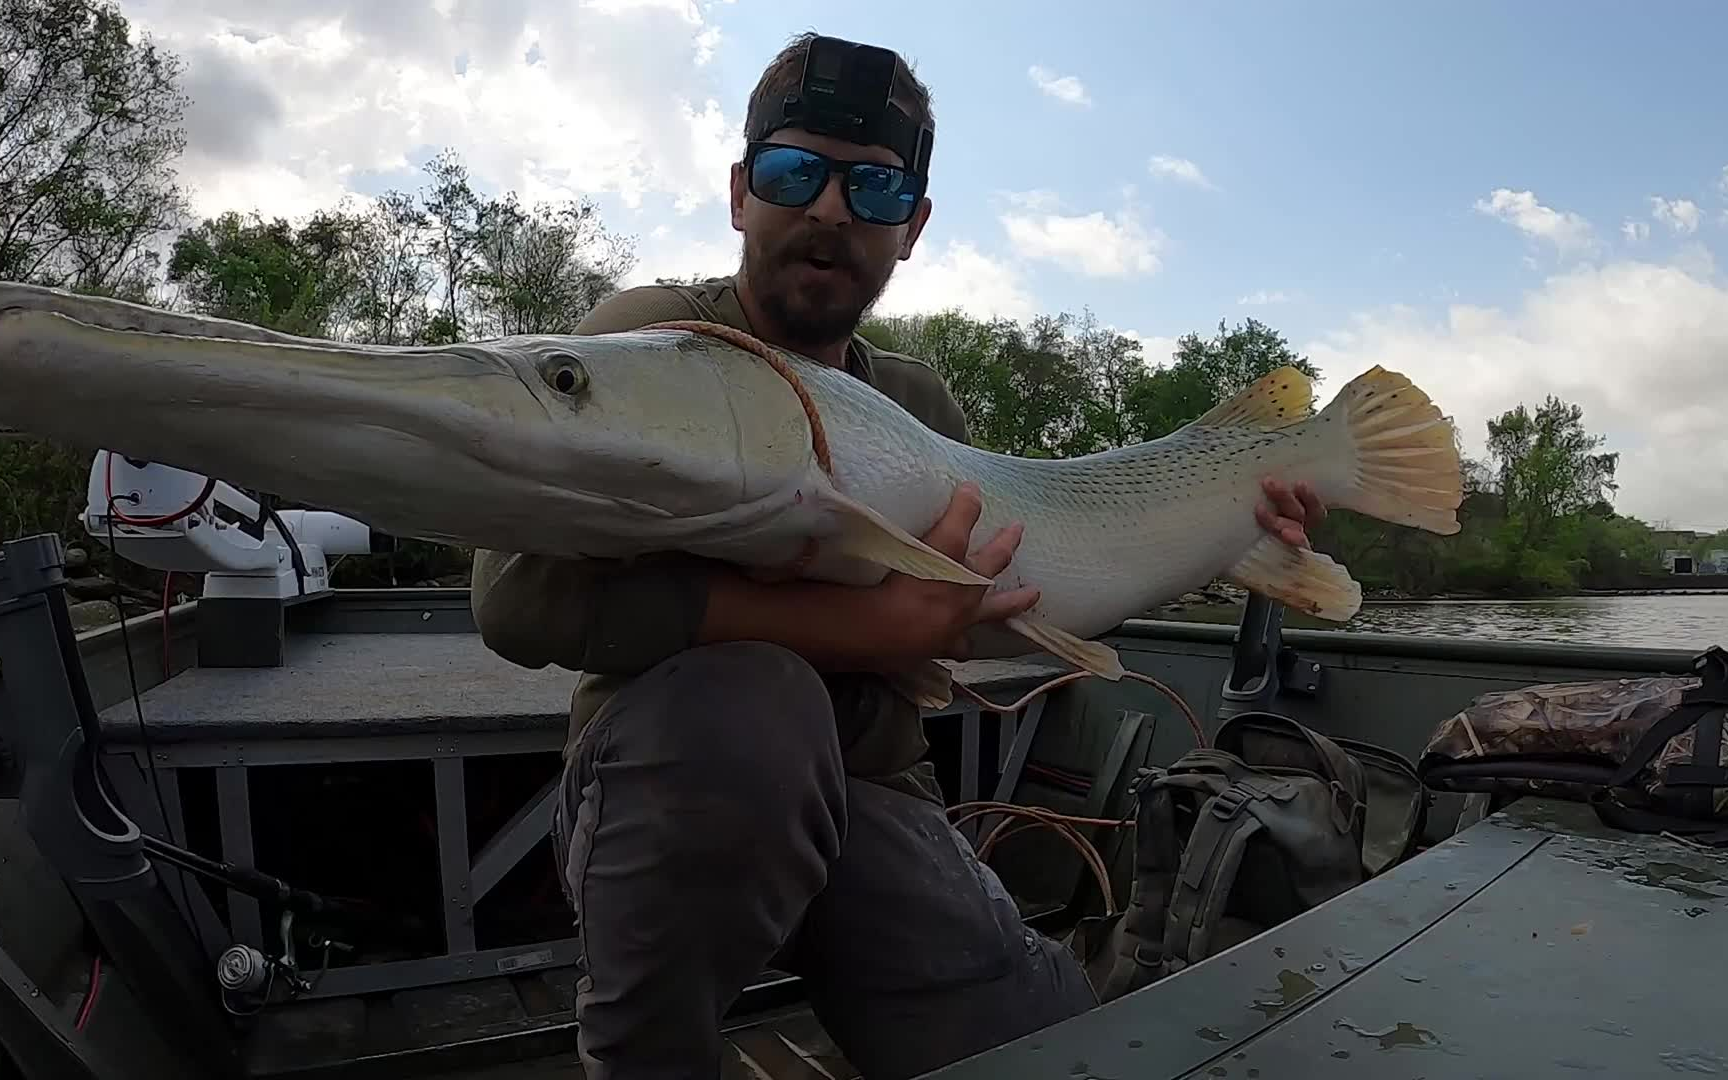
1159, 592, 1728, 652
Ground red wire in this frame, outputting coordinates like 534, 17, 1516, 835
161, 571, 175, 678
74, 954, 101, 1031
103, 453, 212, 528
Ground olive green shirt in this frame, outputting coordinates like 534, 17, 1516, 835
469, 276, 970, 797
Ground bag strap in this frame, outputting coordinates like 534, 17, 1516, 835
1160, 774, 1286, 973
1096, 770, 1190, 1001
1589, 791, 1728, 845
1214, 711, 1359, 790
1591, 648, 1728, 832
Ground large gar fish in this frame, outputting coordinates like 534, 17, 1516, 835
0, 281, 1461, 697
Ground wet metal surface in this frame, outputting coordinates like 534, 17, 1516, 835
921, 799, 1727, 1079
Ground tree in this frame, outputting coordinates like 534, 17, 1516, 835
1125, 317, 1322, 439
1067, 308, 1150, 451
466, 192, 635, 337
336, 190, 434, 346
419, 149, 481, 344
165, 210, 362, 337
1486, 395, 1619, 553
0, 0, 190, 293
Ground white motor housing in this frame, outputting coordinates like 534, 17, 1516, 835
83, 452, 387, 601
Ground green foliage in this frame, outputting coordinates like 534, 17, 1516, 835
0, 11, 1681, 605
0, 0, 189, 293
1311, 397, 1657, 596
1126, 318, 1321, 440
166, 210, 359, 336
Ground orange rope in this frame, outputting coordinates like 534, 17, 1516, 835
947, 800, 1133, 915
640, 320, 833, 476
952, 668, 1205, 750
638, 318, 1213, 917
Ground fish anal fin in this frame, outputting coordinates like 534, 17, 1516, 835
820, 489, 992, 586
1187, 365, 1316, 431
1224, 536, 1363, 622
1005, 614, 1127, 681
885, 660, 955, 710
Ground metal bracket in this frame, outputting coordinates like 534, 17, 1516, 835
1218, 594, 1323, 721
0, 534, 242, 1078
1662, 645, 1728, 790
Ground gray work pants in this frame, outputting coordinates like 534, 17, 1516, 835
551, 642, 1097, 1079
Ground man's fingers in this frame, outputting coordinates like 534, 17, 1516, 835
1260, 476, 1306, 523
969, 521, 1024, 579
975, 585, 1040, 624
1255, 502, 1309, 549
1295, 481, 1328, 526
923, 481, 983, 560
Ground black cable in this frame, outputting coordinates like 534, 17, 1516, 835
104, 497, 212, 960
263, 505, 308, 596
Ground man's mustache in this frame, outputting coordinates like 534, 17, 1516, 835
779, 231, 859, 271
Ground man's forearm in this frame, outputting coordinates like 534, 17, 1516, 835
697, 569, 887, 672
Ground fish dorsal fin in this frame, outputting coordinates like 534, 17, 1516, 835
1187, 365, 1316, 431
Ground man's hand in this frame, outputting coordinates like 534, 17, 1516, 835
1255, 477, 1327, 549
696, 481, 1033, 673
850, 481, 1037, 667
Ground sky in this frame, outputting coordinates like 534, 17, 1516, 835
113, 0, 1728, 530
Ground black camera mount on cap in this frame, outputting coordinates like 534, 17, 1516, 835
754, 35, 934, 177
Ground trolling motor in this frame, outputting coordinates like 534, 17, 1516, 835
81, 452, 398, 668
82, 451, 393, 601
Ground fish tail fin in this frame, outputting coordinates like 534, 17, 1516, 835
1225, 536, 1364, 621
1319, 365, 1463, 536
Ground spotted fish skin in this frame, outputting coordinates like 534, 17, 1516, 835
0, 281, 1462, 677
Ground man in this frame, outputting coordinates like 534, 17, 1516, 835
471, 31, 1324, 1079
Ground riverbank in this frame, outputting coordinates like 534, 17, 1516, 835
1155, 582, 1728, 618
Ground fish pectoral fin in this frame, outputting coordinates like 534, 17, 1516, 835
1224, 535, 1363, 622
820, 489, 992, 586
1186, 365, 1316, 431
1005, 614, 1127, 681
885, 660, 955, 710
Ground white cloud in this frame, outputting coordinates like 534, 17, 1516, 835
621, 220, 739, 287
1718, 165, 1728, 197
1028, 65, 1091, 107
1148, 155, 1216, 191
1651, 195, 1703, 235
999, 193, 1165, 278
1623, 220, 1651, 243
1473, 188, 1594, 256
1238, 289, 1294, 306
115, 0, 741, 222
1302, 257, 1728, 527
1113, 328, 1181, 368
874, 240, 1040, 323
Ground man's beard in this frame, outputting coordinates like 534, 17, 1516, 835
742, 227, 896, 352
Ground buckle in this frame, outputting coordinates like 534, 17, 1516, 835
1211, 783, 1252, 820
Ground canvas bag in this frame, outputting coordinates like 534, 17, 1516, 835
1418, 646, 1728, 844
1076, 712, 1424, 1002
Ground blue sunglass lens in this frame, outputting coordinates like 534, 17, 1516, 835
751, 147, 826, 206
750, 145, 918, 224
846, 164, 916, 224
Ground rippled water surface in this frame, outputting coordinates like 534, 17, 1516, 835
1162, 592, 1728, 652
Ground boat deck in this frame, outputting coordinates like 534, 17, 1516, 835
927, 797, 1728, 1079
82, 594, 1071, 1079
23, 584, 1715, 1078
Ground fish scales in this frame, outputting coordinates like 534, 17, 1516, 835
0, 282, 1464, 691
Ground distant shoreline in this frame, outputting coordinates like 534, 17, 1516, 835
1156, 585, 1728, 618
1361, 589, 1728, 603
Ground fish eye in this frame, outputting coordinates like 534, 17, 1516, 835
545, 352, 587, 396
